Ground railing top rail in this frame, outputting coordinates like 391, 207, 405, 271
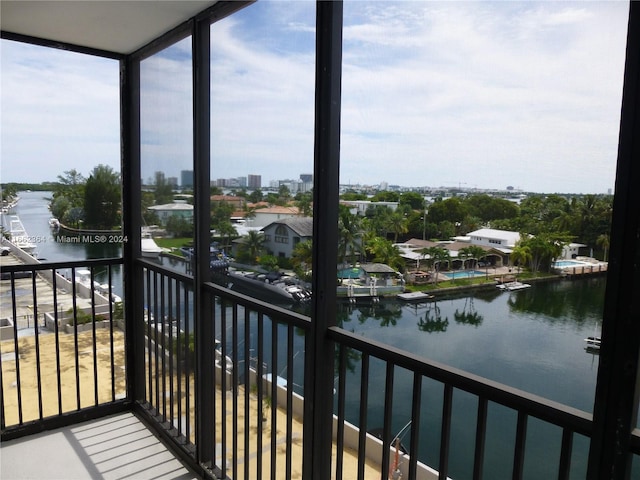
329, 326, 593, 436
204, 281, 312, 330
137, 258, 194, 284
1, 257, 123, 272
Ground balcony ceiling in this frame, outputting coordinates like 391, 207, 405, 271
1, 1, 217, 55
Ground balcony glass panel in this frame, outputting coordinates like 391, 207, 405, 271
339, 1, 629, 478
210, 0, 315, 301
140, 37, 194, 273
1, 41, 125, 428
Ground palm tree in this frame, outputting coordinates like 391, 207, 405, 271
510, 245, 532, 276
369, 238, 404, 271
463, 245, 487, 269
457, 248, 471, 270
596, 233, 610, 262
387, 210, 409, 243
421, 246, 450, 286
338, 207, 363, 267
243, 230, 265, 263
292, 240, 313, 281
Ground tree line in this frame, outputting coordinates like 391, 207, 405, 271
50, 166, 121, 230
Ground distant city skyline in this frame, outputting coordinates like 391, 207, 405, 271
1, 1, 629, 195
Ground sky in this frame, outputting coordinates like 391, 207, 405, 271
1, 1, 630, 194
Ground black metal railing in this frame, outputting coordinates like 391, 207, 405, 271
4, 259, 640, 477
138, 262, 311, 479
330, 328, 598, 479
0, 258, 126, 438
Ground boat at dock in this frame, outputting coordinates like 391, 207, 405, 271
497, 281, 531, 291
6, 215, 37, 254
141, 235, 163, 258
397, 291, 434, 302
227, 269, 311, 303
584, 336, 601, 351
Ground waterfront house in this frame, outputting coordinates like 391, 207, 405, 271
261, 217, 313, 260
2, 2, 640, 480
147, 202, 194, 226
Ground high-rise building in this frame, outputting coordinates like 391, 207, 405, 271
181, 170, 194, 189
248, 174, 261, 188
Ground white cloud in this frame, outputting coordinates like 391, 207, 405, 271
1, 41, 120, 182
339, 1, 627, 193
0, 1, 629, 194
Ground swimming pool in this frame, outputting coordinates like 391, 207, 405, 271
337, 267, 363, 279
554, 260, 591, 268
446, 270, 487, 279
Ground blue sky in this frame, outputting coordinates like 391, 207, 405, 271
1, 1, 630, 194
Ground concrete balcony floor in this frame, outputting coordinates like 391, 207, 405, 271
0, 412, 197, 480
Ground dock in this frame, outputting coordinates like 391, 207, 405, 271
397, 291, 434, 301
0, 252, 94, 337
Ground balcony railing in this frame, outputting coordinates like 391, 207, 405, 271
3, 257, 640, 479
1, 258, 127, 436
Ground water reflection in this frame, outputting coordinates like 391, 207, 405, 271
507, 277, 605, 322
453, 297, 483, 326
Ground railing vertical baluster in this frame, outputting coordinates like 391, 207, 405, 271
231, 301, 239, 480
439, 384, 453, 480
220, 296, 228, 476
244, 307, 251, 480
473, 397, 488, 480
10, 272, 23, 424
153, 271, 160, 415
146, 268, 152, 405
90, 268, 98, 406
184, 285, 191, 444
168, 277, 174, 427
31, 270, 43, 419
71, 268, 80, 410
286, 325, 295, 480
335, 344, 347, 480
357, 353, 370, 480
558, 428, 573, 480
381, 362, 395, 479
52, 269, 62, 414
108, 266, 115, 401
408, 372, 423, 480
512, 411, 528, 480
176, 280, 183, 436
160, 273, 166, 421
270, 317, 278, 480
0, 327, 4, 429
256, 311, 264, 480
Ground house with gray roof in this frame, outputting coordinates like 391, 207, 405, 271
262, 217, 313, 259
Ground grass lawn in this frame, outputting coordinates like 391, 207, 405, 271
155, 237, 192, 255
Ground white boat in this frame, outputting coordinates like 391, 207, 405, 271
397, 291, 434, 302
228, 270, 311, 303
141, 235, 163, 258
584, 336, 601, 350
497, 281, 531, 291
49, 217, 60, 230
75, 269, 121, 302
8, 215, 36, 253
